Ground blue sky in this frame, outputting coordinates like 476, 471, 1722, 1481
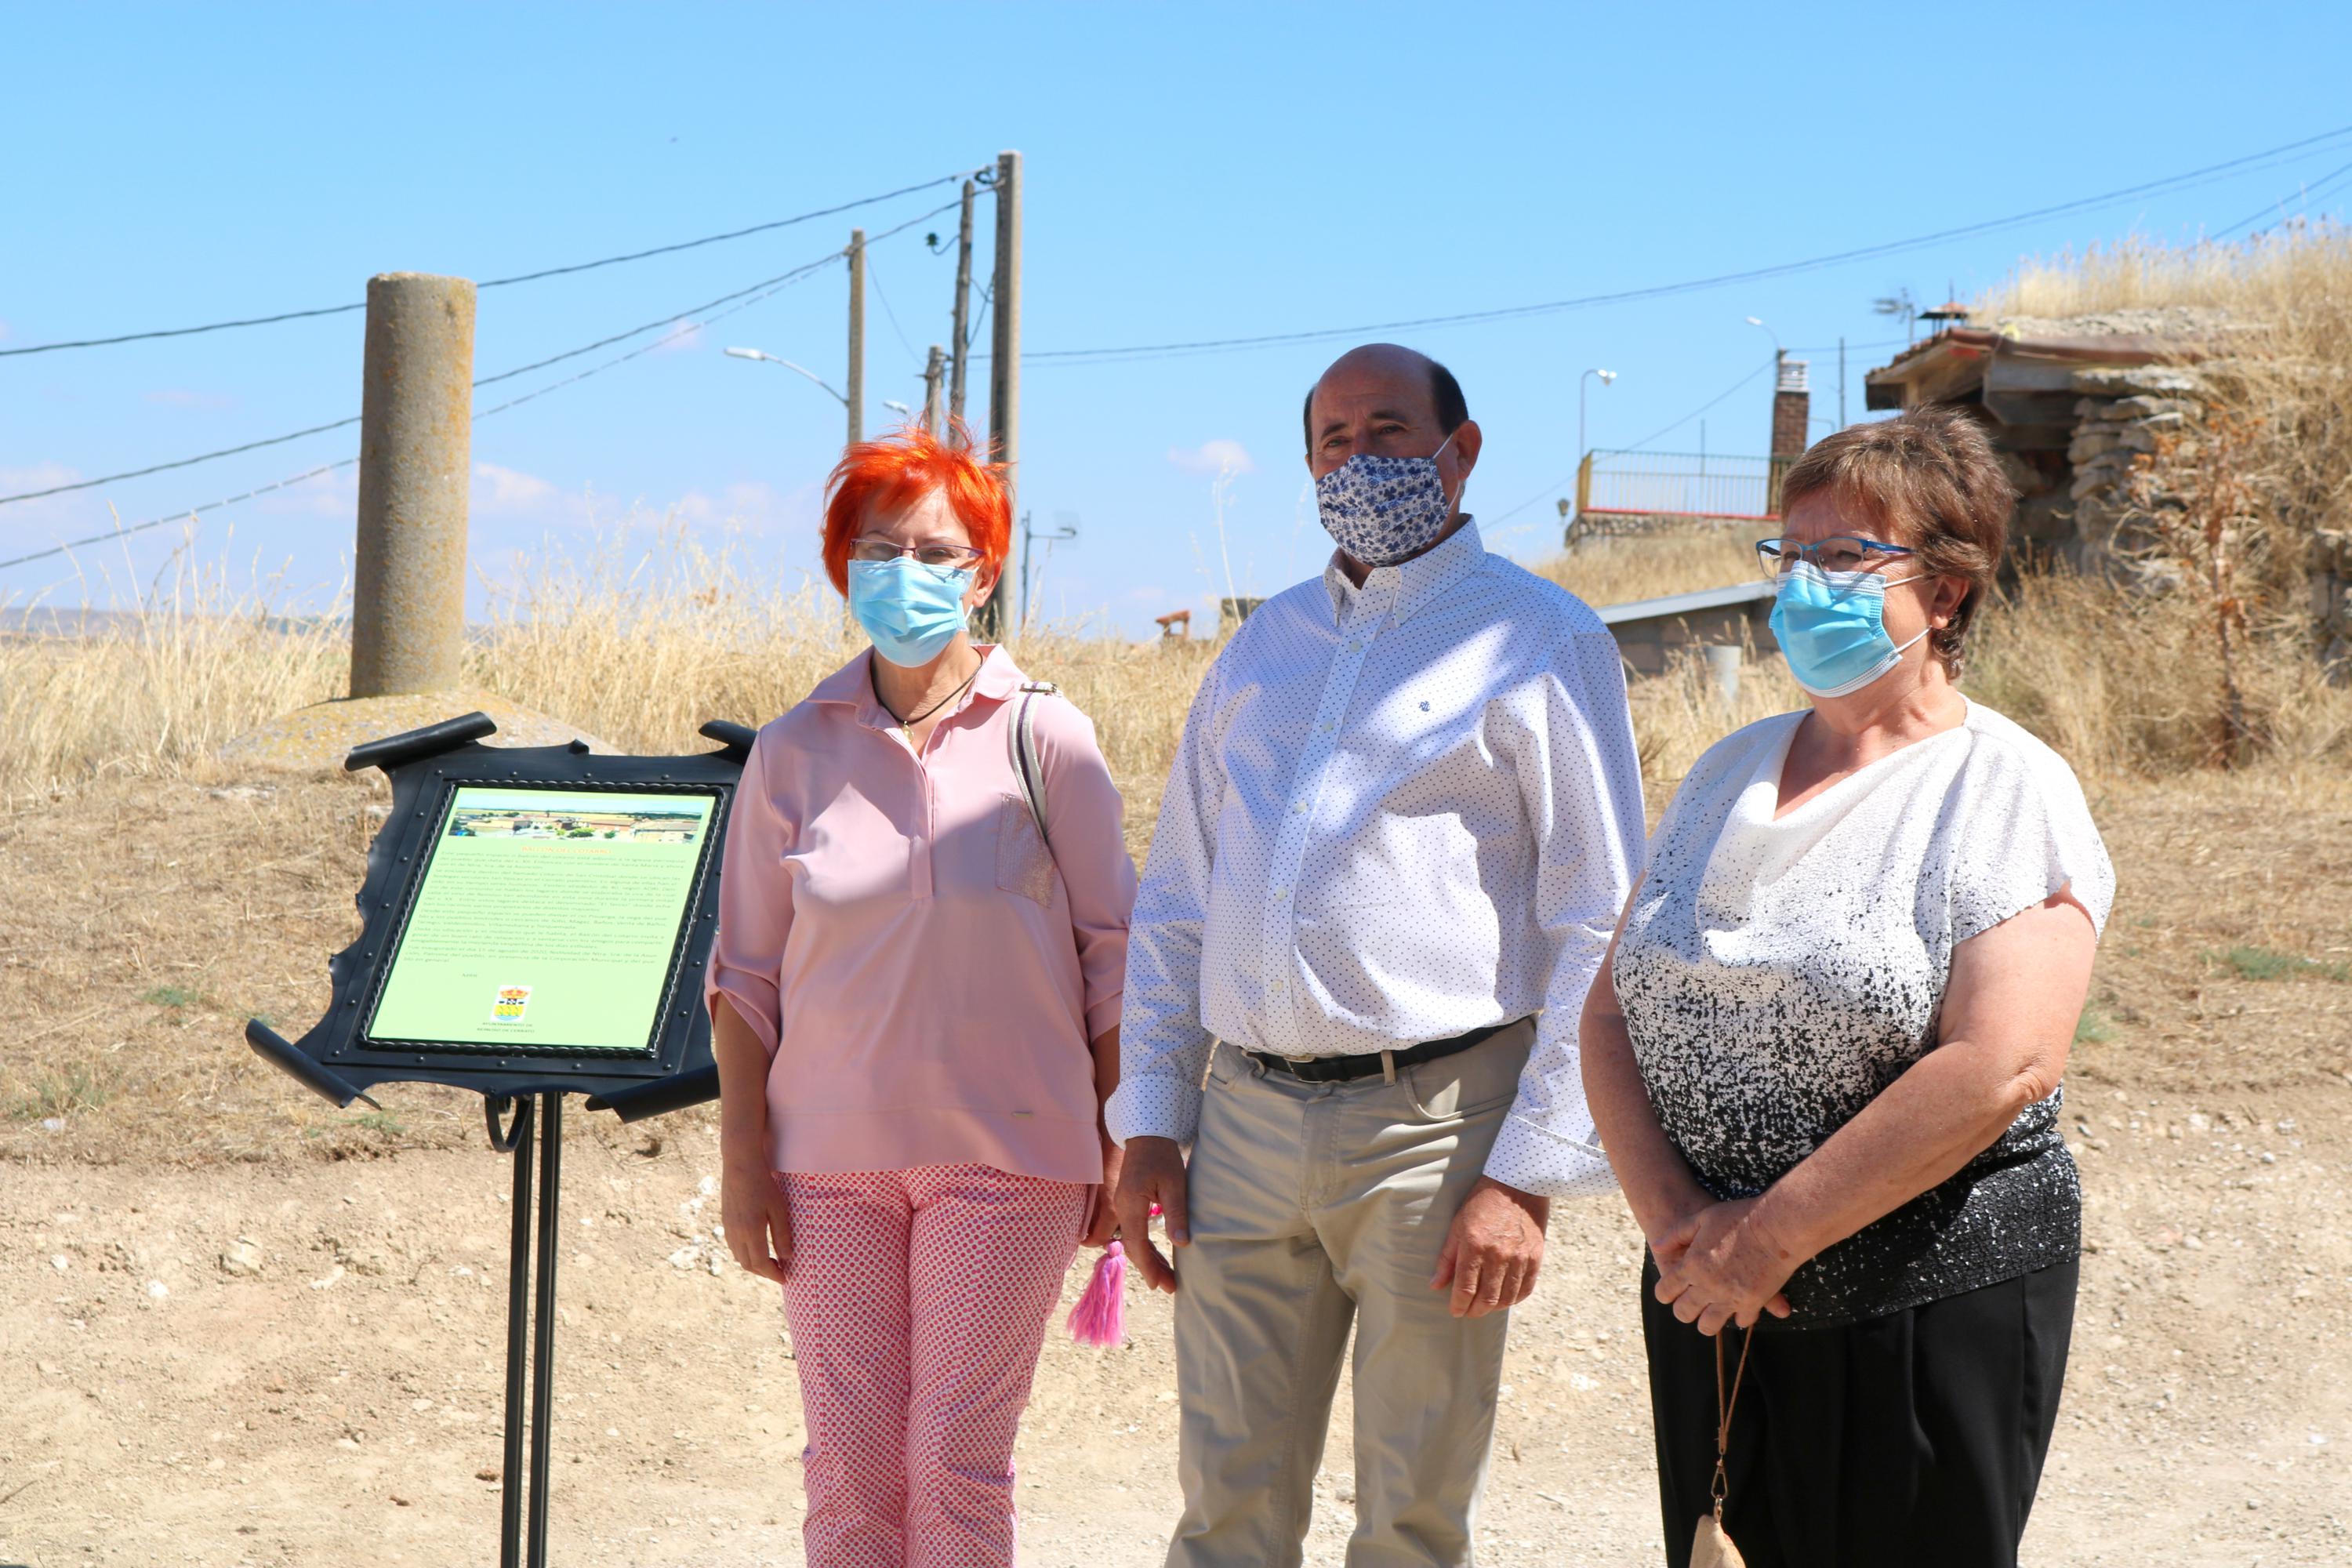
5, 2, 2349, 636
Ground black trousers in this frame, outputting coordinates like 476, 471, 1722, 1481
1640, 1257, 2077, 1568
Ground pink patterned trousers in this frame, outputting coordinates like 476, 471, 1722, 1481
780, 1163, 1087, 1568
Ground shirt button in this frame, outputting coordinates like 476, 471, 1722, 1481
1273, 888, 1288, 900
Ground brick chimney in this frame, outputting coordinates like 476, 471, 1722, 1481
1767, 357, 1809, 516
1770, 355, 1811, 462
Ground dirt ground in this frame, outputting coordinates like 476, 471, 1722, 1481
3, 769, 2350, 1565
3, 1095, 2349, 1568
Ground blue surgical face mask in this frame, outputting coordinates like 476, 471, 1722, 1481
1314, 431, 1461, 567
847, 557, 975, 667
1768, 561, 1930, 698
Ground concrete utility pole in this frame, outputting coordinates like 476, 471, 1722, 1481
845, 229, 866, 448
351, 271, 475, 699
948, 179, 976, 430
922, 344, 946, 431
977, 150, 1021, 639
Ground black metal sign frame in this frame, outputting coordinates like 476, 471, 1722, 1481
245, 711, 754, 1121
245, 710, 758, 1568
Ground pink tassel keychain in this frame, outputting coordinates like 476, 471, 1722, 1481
1066, 1241, 1127, 1346
1067, 1203, 1156, 1348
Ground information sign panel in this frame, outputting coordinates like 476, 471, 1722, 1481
365, 785, 719, 1054
244, 712, 753, 1117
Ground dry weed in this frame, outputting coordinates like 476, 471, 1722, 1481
1532, 528, 1756, 608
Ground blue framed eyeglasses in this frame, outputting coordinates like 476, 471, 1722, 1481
1755, 535, 1917, 579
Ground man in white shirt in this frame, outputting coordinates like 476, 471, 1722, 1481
1109, 343, 1648, 1566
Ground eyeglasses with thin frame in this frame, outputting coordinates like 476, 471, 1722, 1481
849, 535, 986, 570
1754, 535, 1917, 580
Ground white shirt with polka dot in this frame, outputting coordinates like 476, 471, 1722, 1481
1106, 519, 1646, 1197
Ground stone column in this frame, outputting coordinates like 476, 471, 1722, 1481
351, 272, 475, 698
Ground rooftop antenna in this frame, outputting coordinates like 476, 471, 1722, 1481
1872, 287, 1919, 343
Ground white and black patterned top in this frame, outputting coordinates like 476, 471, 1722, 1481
1616, 702, 2114, 1326
1106, 519, 1648, 1197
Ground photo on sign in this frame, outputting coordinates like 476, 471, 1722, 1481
448, 804, 705, 843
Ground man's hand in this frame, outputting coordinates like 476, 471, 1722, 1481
1651, 1198, 1798, 1334
1113, 1135, 1189, 1294
1434, 1176, 1550, 1319
1081, 1134, 1127, 1249
719, 1156, 793, 1287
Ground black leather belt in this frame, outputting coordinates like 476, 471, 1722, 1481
1242, 1018, 1519, 1085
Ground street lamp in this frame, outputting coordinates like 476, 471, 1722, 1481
1744, 316, 1787, 387
724, 345, 847, 407
880, 398, 916, 423
1578, 368, 1617, 464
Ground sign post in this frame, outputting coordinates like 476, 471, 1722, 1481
245, 711, 755, 1568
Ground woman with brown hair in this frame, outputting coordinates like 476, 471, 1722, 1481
1581, 406, 2114, 1567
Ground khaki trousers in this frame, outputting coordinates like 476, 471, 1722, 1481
1166, 1020, 1534, 1568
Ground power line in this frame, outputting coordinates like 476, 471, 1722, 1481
0, 284, 799, 575
2212, 157, 2352, 240
0, 414, 361, 505
470, 169, 981, 291
1620, 360, 1780, 453
0, 456, 359, 575
1018, 122, 2352, 366
0, 208, 957, 572
862, 250, 927, 370
1, 199, 960, 514
0, 169, 982, 360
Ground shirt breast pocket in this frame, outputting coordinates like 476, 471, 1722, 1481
995, 794, 1057, 908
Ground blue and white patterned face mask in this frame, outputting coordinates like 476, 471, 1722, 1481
1314, 431, 1461, 567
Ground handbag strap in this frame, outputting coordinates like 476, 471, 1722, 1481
1007, 680, 1058, 851
1711, 1325, 1755, 1523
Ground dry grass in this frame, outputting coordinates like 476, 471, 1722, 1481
1966, 571, 2352, 776
1980, 225, 2352, 325
0, 554, 346, 804
4, 459, 2349, 1163
1531, 527, 1756, 608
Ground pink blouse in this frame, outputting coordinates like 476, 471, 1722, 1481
706, 645, 1136, 1185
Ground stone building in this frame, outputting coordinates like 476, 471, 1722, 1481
1864, 309, 2350, 672
1862, 309, 2223, 575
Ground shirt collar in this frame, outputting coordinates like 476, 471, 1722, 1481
1320, 515, 1487, 626
808, 642, 1022, 730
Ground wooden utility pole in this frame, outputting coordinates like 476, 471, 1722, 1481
922, 345, 946, 431
845, 228, 866, 448
948, 179, 976, 432
977, 151, 1021, 639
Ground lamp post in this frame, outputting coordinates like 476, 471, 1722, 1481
724, 346, 848, 407
1578, 367, 1617, 464
1744, 315, 1784, 379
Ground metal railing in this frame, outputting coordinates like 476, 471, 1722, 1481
1573, 449, 1792, 524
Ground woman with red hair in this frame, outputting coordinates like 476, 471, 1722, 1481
706, 423, 1136, 1566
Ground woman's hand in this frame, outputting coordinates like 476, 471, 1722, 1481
1653, 1198, 1798, 1334
1080, 1134, 1126, 1248
720, 1156, 794, 1287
